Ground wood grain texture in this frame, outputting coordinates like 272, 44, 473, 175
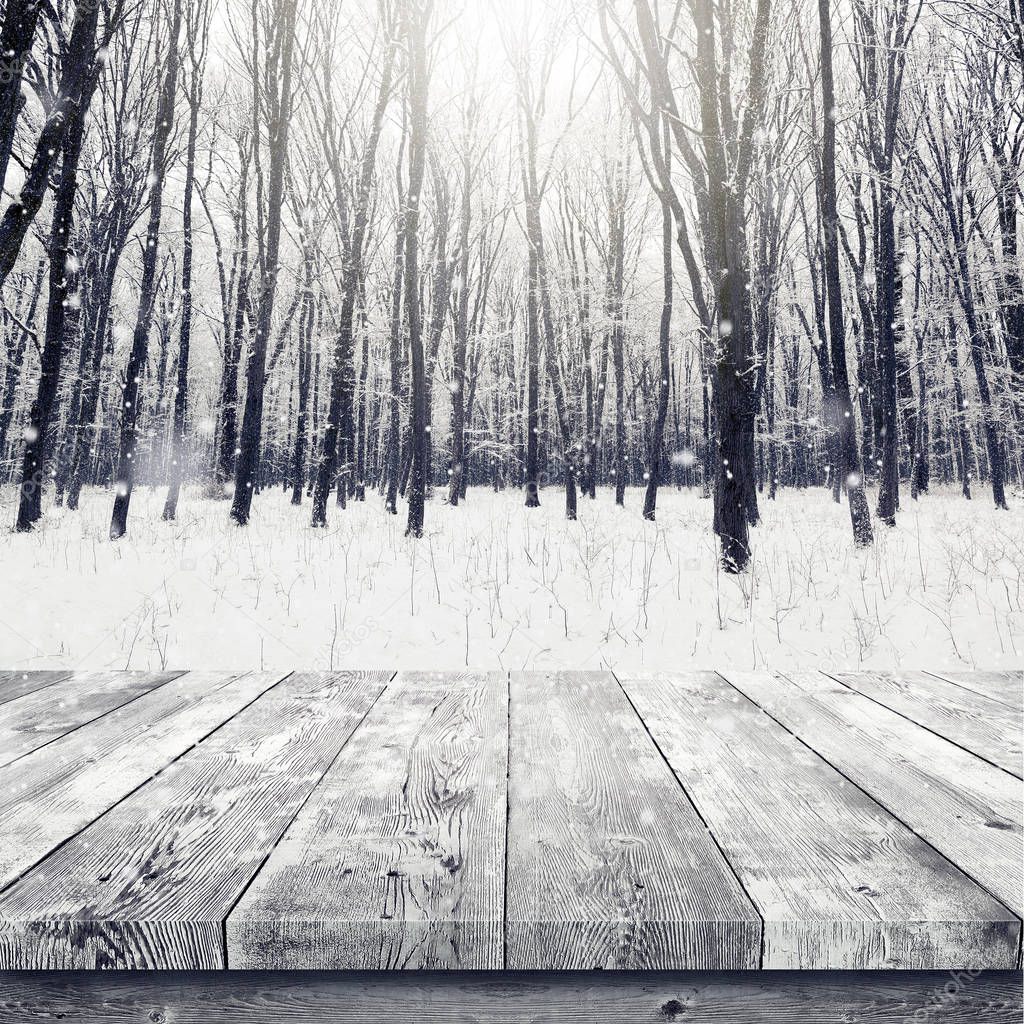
831, 671, 1022, 778
506, 671, 760, 971
227, 670, 508, 970
720, 671, 1024, 921
0, 671, 389, 970
0, 670, 180, 768
618, 671, 1019, 970
1, 970, 1019, 1023
0, 671, 71, 707
0, 670, 288, 893
928, 670, 1023, 712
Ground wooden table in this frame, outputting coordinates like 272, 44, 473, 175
0, 668, 1020, 1021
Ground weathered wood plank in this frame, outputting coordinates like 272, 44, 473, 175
0, 670, 181, 768
618, 671, 1019, 970
720, 671, 1024, 921
1, 970, 1019, 1023
0, 670, 288, 893
831, 670, 1022, 778
506, 670, 761, 971
928, 670, 1023, 712
227, 670, 508, 970
0, 671, 72, 707
0, 671, 390, 970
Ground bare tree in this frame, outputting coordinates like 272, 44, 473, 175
230, 0, 300, 525
14, 0, 115, 530
402, 0, 432, 538
109, 0, 183, 539
163, 0, 212, 521
818, 0, 873, 544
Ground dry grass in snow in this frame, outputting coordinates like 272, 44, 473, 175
0, 483, 1021, 673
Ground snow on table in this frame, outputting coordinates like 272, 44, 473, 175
0, 667, 1019, 973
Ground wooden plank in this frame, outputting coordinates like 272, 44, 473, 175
227, 670, 508, 970
0, 670, 288, 893
0, 670, 181, 768
618, 671, 1020, 970
720, 671, 1024, 921
0, 671, 390, 970
506, 670, 760, 971
0, 670, 71, 707
833, 671, 1022, 778
2, 970, 1020, 1024
928, 670, 1023, 712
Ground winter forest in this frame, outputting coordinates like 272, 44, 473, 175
0, 0, 1021, 673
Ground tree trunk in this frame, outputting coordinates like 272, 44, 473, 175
385, 203, 405, 515
0, 2, 102, 290
230, 0, 297, 526
643, 163, 673, 521
290, 265, 314, 505
524, 253, 541, 508
110, 0, 182, 539
448, 142, 472, 507
403, 0, 430, 539
874, 189, 900, 526
0, 0, 42, 191
818, 0, 872, 544
15, 34, 100, 531
0, 260, 44, 458
163, 24, 204, 521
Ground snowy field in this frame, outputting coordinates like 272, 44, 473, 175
0, 484, 1021, 673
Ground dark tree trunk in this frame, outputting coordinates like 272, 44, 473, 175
0, 260, 44, 458
290, 265, 314, 505
67, 246, 121, 511
524, 254, 541, 508
448, 141, 472, 508
215, 151, 251, 492
0, 2, 102, 290
946, 317, 973, 500
0, 0, 42, 192
874, 191, 900, 526
310, 33, 394, 526
15, 32, 101, 531
913, 324, 929, 498
691, 0, 772, 570
403, 0, 430, 539
163, 13, 206, 521
110, 0, 182, 539
643, 157, 673, 522
818, 0, 872, 544
231, 0, 297, 526
385, 202, 405, 515
354, 315, 370, 502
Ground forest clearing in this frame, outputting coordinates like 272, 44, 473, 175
2, 482, 1019, 673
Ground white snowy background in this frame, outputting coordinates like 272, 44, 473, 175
1, 484, 1019, 673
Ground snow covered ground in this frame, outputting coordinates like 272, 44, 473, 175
0, 483, 1020, 673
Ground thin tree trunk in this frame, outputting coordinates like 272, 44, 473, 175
643, 146, 673, 521
110, 0, 183, 539
290, 262, 314, 505
448, 139, 473, 507
403, 0, 431, 539
231, 0, 298, 526
163, 12, 206, 520
818, 0, 872, 545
